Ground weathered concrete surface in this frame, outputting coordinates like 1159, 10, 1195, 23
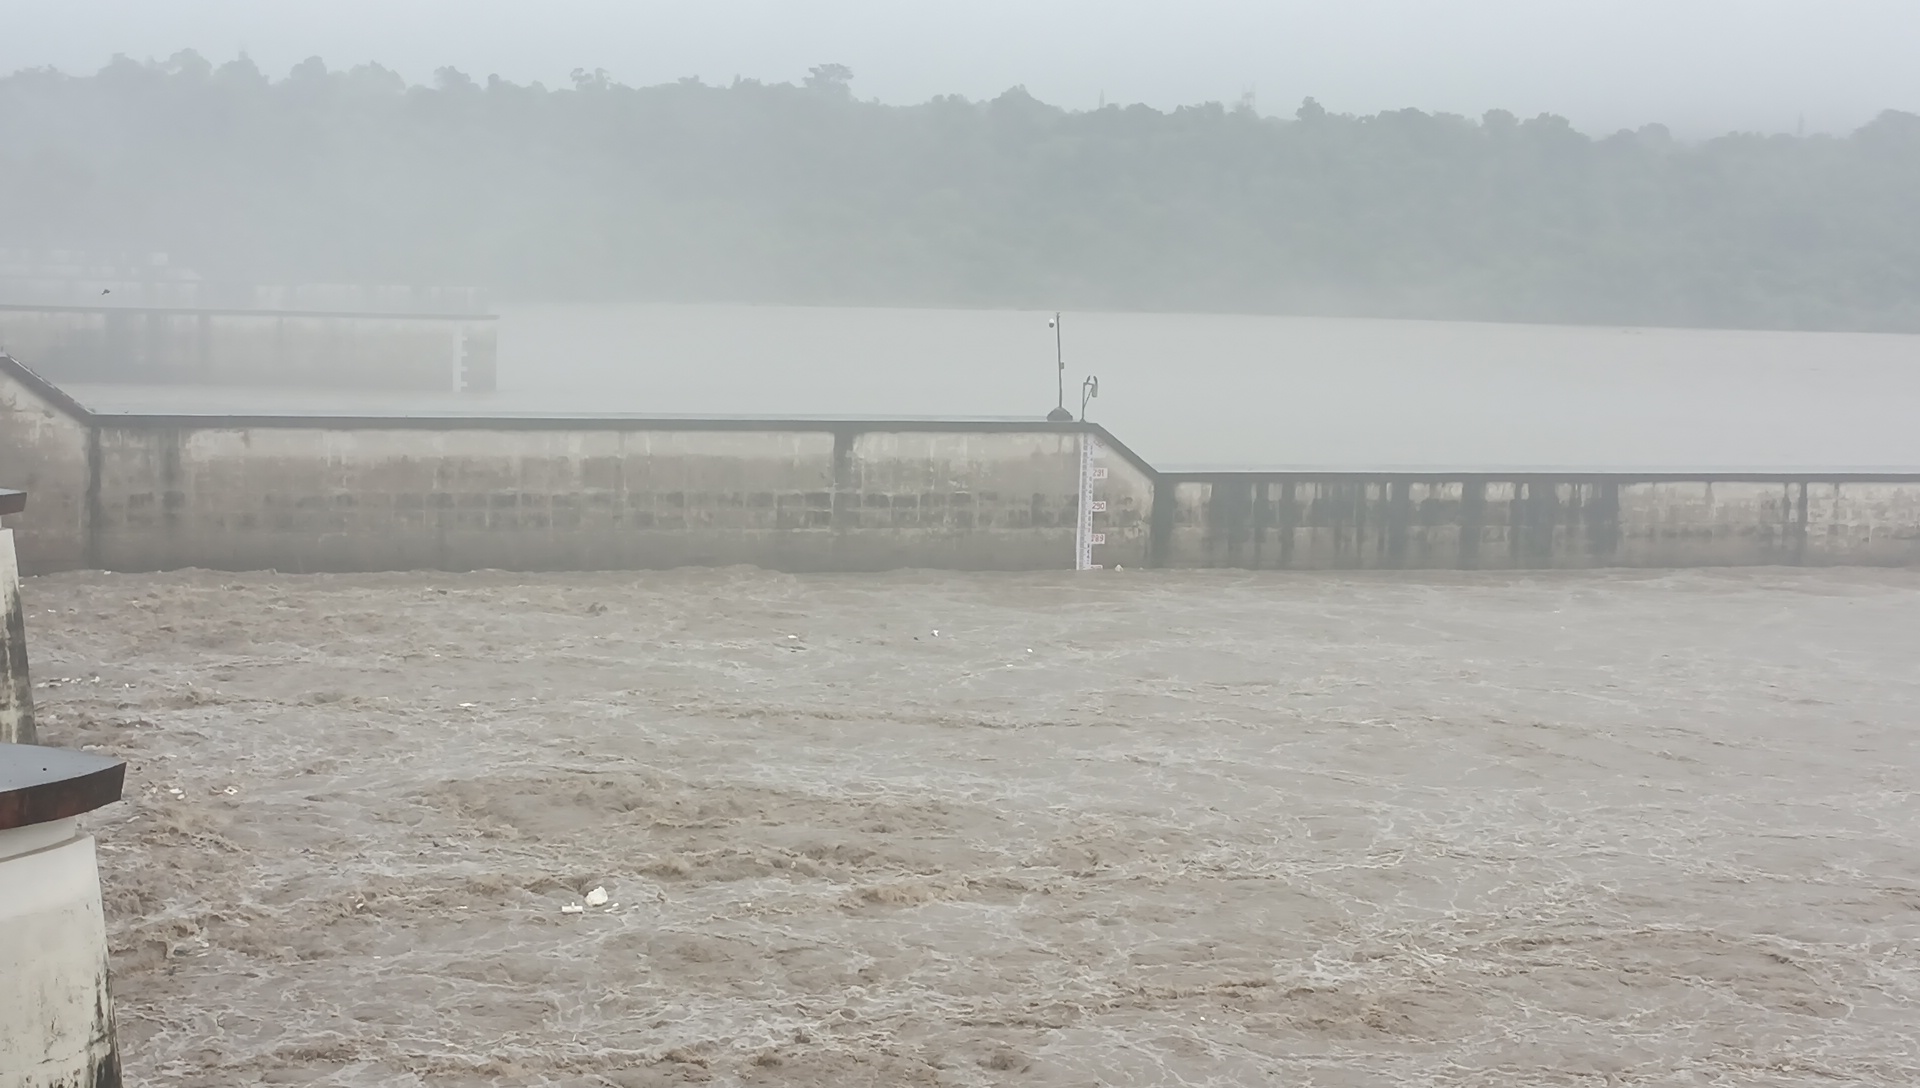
0, 826, 121, 1088
0, 306, 487, 392
1161, 476, 1920, 569
83, 421, 1121, 573
0, 361, 92, 573
1085, 433, 1157, 569
0, 530, 34, 745
0, 743, 129, 1088
4, 352, 1919, 573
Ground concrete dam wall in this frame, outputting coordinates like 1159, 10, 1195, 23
0, 305, 497, 392
83, 423, 1157, 574
1159, 474, 1920, 569
0, 353, 1157, 573
0, 249, 494, 392
3, 352, 1918, 573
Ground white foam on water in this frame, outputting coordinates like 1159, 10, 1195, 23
27, 565, 1920, 1086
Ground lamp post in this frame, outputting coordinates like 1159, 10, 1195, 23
1046, 313, 1073, 421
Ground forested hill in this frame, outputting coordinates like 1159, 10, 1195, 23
3, 52, 1918, 332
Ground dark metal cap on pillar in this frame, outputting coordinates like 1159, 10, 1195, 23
0, 744, 126, 830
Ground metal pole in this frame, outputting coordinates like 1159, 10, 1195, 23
1047, 313, 1074, 422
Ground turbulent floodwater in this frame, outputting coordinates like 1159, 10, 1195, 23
26, 568, 1920, 1086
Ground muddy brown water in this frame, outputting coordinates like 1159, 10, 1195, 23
24, 567, 1920, 1085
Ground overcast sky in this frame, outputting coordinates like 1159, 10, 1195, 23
5, 0, 1917, 136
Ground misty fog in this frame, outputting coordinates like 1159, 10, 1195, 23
6, 20, 1920, 466
9, 0, 1920, 137
10, 7, 1920, 1088
4, 51, 1919, 335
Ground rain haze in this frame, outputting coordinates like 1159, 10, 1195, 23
3, 4, 1919, 1088
8, 0, 1920, 135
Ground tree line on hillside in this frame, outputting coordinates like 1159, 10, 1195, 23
2, 51, 1917, 331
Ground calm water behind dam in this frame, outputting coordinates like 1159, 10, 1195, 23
63, 305, 1920, 471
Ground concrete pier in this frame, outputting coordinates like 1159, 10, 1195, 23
0, 743, 126, 1088
0, 491, 33, 745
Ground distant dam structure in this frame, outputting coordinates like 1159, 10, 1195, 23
0, 249, 497, 394
2, 351, 1917, 573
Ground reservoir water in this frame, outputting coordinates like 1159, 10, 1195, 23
62, 305, 1920, 470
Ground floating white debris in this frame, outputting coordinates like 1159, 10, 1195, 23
787, 634, 799, 640
931, 629, 939, 637
458, 702, 478, 709
560, 903, 585, 915
167, 787, 183, 797
584, 886, 609, 907
222, 786, 238, 795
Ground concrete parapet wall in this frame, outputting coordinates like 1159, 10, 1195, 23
1161, 475, 1920, 569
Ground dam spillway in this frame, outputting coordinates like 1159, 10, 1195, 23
1, 351, 1917, 574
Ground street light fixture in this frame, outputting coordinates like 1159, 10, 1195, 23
1046, 313, 1074, 421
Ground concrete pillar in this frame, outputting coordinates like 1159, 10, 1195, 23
0, 498, 34, 745
0, 743, 126, 1088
